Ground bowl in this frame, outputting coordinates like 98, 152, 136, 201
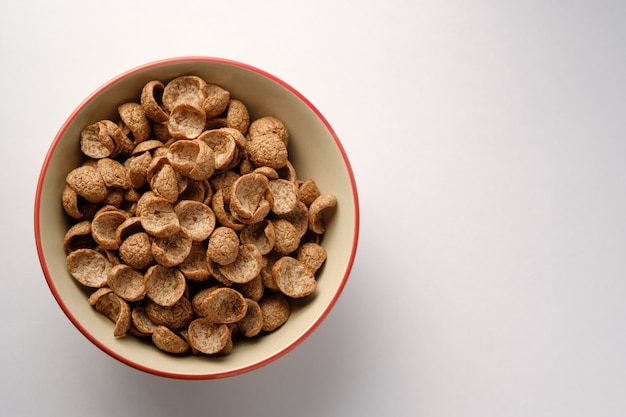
34, 56, 359, 379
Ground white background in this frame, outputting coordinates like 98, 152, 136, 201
3, 1, 626, 416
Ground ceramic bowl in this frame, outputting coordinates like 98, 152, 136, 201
35, 57, 359, 379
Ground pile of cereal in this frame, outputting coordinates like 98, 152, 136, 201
62, 75, 337, 355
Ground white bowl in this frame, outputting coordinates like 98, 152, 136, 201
35, 57, 359, 379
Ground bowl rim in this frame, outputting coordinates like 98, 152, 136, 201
34, 56, 360, 379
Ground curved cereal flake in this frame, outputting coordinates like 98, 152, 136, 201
147, 157, 180, 203
140, 80, 169, 123
253, 166, 279, 180
207, 257, 234, 286
127, 151, 152, 188
236, 274, 264, 302
277, 201, 309, 238
152, 325, 190, 354
63, 220, 95, 254
198, 128, 237, 171
138, 193, 180, 237
145, 264, 186, 307
210, 170, 239, 202
93, 291, 132, 337
91, 207, 129, 250
118, 102, 152, 143
211, 189, 244, 231
102, 120, 134, 158
229, 173, 270, 223
272, 256, 317, 298
218, 244, 262, 284
239, 220, 275, 255
248, 116, 289, 147
133, 139, 164, 155
151, 230, 193, 267
299, 179, 321, 207
131, 303, 158, 334
115, 217, 144, 245
271, 218, 301, 255
80, 121, 115, 159
102, 187, 124, 208
187, 318, 230, 355
192, 287, 247, 323
237, 299, 264, 337
179, 242, 210, 281
167, 139, 199, 176
259, 292, 290, 332
174, 200, 215, 242
165, 139, 216, 181
269, 179, 299, 215
119, 232, 154, 270
97, 158, 131, 189
202, 84, 230, 118
167, 103, 206, 140
206, 226, 240, 266
145, 297, 194, 329
62, 184, 84, 219
225, 99, 250, 135
66, 248, 112, 288
296, 242, 327, 274
107, 264, 147, 302
66, 165, 108, 203
308, 193, 338, 234
88, 286, 114, 306
246, 133, 288, 169
178, 178, 209, 203
162, 75, 208, 112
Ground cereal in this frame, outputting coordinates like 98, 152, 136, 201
152, 325, 190, 354
151, 230, 193, 267
145, 296, 194, 329
118, 231, 154, 270
168, 103, 207, 140
140, 80, 169, 123
308, 193, 338, 234
240, 220, 275, 255
259, 292, 290, 332
145, 265, 186, 307
296, 242, 327, 274
66, 165, 108, 203
229, 173, 271, 224
218, 244, 262, 284
207, 226, 240, 265
67, 248, 112, 288
91, 290, 131, 338
272, 256, 316, 298
237, 299, 263, 337
80, 121, 116, 159
187, 319, 230, 355
192, 287, 247, 323
246, 134, 288, 169
90, 207, 129, 250
162, 75, 208, 112
118, 102, 151, 143
268, 179, 299, 215
225, 99, 250, 135
249, 116, 289, 147
107, 264, 147, 302
62, 75, 337, 357
202, 84, 230, 119
63, 220, 95, 254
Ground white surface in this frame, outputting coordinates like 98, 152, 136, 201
3, 0, 626, 416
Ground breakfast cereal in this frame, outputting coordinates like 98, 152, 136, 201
62, 75, 337, 357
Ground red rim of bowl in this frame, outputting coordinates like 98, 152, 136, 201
34, 56, 360, 379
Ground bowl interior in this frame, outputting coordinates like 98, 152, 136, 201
35, 58, 358, 379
